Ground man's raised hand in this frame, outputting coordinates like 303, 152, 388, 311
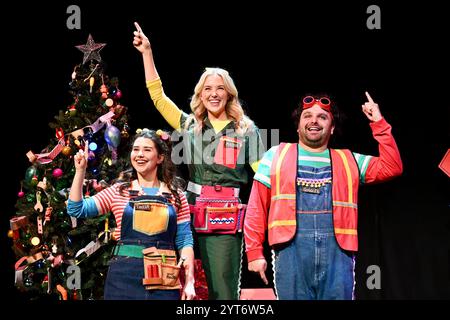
362, 91, 383, 122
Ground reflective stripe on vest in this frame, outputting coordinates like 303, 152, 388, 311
268, 143, 297, 244
330, 149, 359, 250
268, 144, 360, 251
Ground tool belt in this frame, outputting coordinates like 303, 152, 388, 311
189, 185, 246, 234
142, 246, 181, 290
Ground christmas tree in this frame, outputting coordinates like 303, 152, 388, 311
9, 34, 131, 300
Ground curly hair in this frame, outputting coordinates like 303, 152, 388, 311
117, 129, 185, 208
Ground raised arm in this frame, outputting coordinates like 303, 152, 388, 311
361, 91, 382, 122
133, 22, 159, 82
133, 22, 185, 130
362, 91, 403, 183
67, 143, 100, 218
69, 143, 88, 202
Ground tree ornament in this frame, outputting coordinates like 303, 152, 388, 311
62, 146, 72, 156
44, 207, 53, 223
18, 182, 25, 198
30, 175, 39, 187
115, 89, 122, 99
104, 124, 121, 148
75, 34, 106, 65
71, 65, 79, 80
7, 230, 14, 238
121, 127, 129, 139
69, 105, 77, 116
100, 84, 108, 99
89, 77, 95, 93
25, 166, 38, 182
105, 98, 114, 108
52, 168, 63, 179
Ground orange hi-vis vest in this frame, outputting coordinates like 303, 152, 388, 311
268, 143, 360, 251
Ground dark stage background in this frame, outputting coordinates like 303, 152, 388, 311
2, 1, 449, 301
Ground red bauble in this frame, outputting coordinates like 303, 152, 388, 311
18, 191, 25, 198
52, 168, 64, 178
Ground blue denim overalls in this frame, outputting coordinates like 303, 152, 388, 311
104, 187, 180, 300
273, 158, 355, 300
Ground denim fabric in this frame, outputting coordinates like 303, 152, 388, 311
274, 213, 354, 300
273, 164, 354, 300
122, 194, 177, 244
104, 255, 179, 300
296, 165, 333, 214
104, 190, 180, 300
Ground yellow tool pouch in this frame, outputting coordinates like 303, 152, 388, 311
142, 246, 181, 290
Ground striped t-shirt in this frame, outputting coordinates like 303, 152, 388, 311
68, 183, 192, 249
254, 144, 372, 188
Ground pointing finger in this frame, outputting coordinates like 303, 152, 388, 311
365, 91, 374, 103
260, 271, 268, 285
134, 21, 142, 33
84, 141, 89, 158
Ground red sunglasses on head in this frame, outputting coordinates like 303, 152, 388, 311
302, 96, 332, 112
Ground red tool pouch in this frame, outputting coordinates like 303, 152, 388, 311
190, 185, 246, 234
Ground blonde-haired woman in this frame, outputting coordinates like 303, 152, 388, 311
133, 22, 265, 300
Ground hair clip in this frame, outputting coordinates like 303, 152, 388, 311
156, 129, 170, 141
136, 128, 151, 134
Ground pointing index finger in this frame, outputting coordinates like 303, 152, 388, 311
84, 141, 89, 157
365, 91, 374, 103
134, 22, 142, 33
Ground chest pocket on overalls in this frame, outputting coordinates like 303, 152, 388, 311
213, 136, 242, 169
132, 198, 170, 236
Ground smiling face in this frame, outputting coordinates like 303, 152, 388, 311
298, 104, 335, 152
199, 74, 230, 120
130, 137, 164, 178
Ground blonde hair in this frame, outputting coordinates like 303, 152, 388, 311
184, 67, 254, 135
